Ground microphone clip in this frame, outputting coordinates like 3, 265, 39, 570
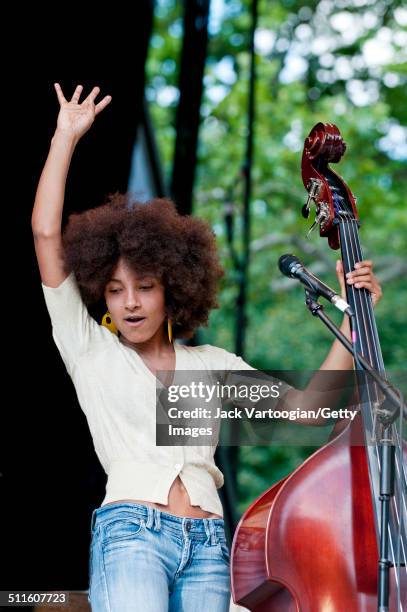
304, 288, 324, 316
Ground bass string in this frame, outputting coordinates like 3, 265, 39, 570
348, 219, 407, 493
348, 219, 407, 578
339, 221, 396, 549
339, 217, 381, 440
324, 172, 374, 364
339, 218, 383, 489
348, 219, 384, 370
345, 218, 383, 433
341, 218, 407, 585
340, 221, 378, 367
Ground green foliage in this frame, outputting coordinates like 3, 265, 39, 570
146, 0, 407, 513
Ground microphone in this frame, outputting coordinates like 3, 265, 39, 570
278, 254, 354, 317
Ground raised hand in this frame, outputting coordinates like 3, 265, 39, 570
53, 83, 112, 141
336, 259, 382, 307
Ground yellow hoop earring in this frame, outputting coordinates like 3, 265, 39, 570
167, 318, 173, 344
101, 311, 119, 335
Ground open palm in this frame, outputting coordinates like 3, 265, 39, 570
54, 83, 112, 141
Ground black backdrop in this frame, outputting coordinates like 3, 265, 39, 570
1, 3, 154, 592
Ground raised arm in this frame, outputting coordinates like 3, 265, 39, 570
31, 83, 112, 288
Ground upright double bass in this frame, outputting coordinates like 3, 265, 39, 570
231, 123, 407, 611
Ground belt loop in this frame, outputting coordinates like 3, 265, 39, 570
146, 506, 154, 529
203, 518, 211, 545
154, 508, 161, 531
208, 520, 217, 545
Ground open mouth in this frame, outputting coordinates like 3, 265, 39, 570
124, 316, 146, 327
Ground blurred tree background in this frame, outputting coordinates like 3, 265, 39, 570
145, 0, 406, 514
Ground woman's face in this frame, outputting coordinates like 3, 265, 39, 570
104, 258, 167, 345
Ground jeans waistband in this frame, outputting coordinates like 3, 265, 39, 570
91, 502, 225, 544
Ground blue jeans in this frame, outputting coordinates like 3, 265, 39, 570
88, 502, 231, 611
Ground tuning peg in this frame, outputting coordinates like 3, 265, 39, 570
306, 204, 329, 239
302, 178, 322, 220
302, 203, 310, 219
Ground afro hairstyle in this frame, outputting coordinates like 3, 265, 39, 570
61, 192, 225, 339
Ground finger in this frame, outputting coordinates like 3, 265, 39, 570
335, 262, 347, 298
54, 82, 67, 105
70, 84, 83, 103
95, 95, 112, 115
335, 260, 344, 281
337, 274, 346, 292
353, 281, 374, 291
347, 274, 372, 284
347, 267, 372, 278
354, 260, 372, 269
336, 269, 346, 287
356, 283, 382, 306
83, 86, 101, 105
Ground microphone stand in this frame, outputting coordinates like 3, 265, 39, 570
304, 288, 406, 612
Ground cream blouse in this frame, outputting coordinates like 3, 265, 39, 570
41, 271, 292, 516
